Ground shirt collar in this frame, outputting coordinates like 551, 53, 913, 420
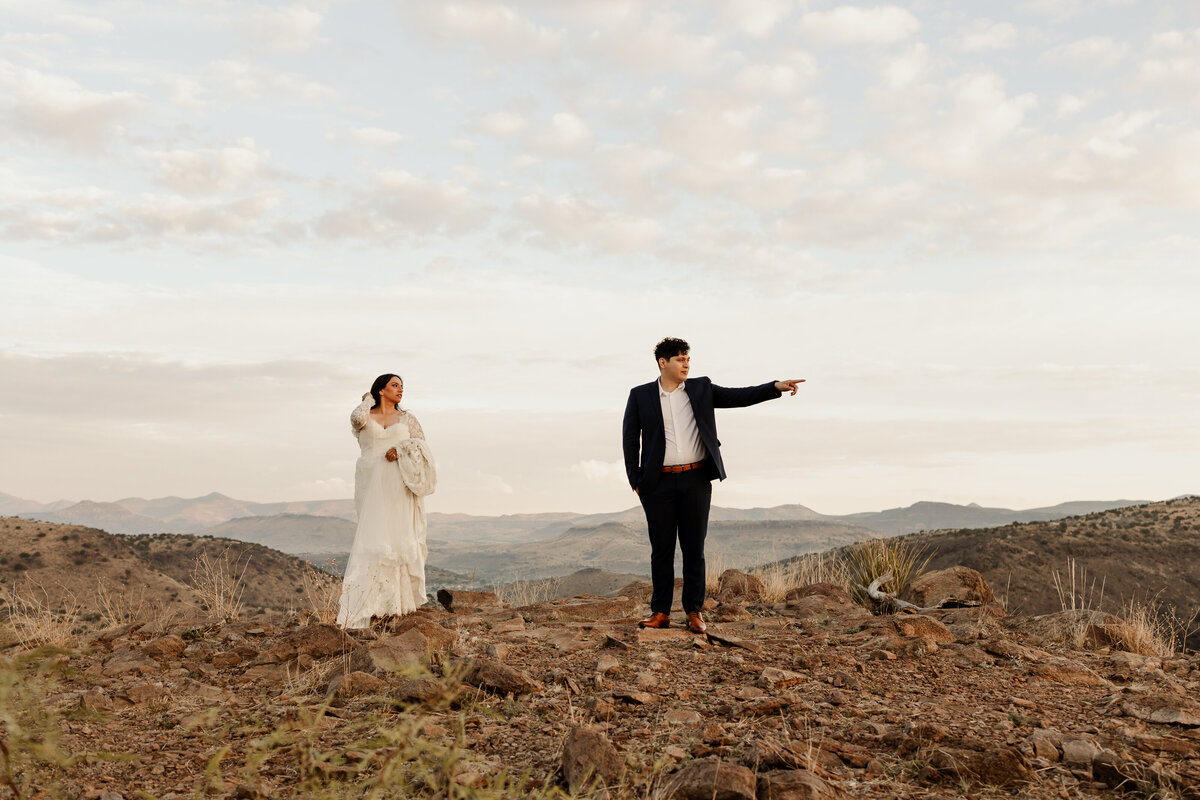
658, 379, 685, 397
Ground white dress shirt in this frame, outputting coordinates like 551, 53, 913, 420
659, 379, 708, 466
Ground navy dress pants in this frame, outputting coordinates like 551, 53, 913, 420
639, 469, 712, 614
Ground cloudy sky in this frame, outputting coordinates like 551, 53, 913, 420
2, 0, 1198, 516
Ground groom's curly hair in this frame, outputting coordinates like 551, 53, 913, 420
654, 337, 689, 363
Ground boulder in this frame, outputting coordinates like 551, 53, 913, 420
101, 649, 159, 678
255, 624, 357, 665
716, 570, 765, 602
463, 658, 542, 695
891, 614, 955, 642
900, 566, 995, 608
928, 744, 1033, 786
757, 769, 846, 799
355, 629, 435, 673
326, 671, 388, 702
758, 668, 805, 692
143, 635, 186, 660
561, 725, 624, 792
665, 758, 756, 800
121, 682, 168, 704
785, 583, 855, 604
1122, 693, 1200, 727
523, 596, 642, 623
436, 589, 506, 614
1029, 657, 1107, 686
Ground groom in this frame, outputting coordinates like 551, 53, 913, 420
622, 337, 803, 634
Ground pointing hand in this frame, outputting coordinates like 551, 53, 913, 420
775, 379, 805, 396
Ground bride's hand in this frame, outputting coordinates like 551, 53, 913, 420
385, 447, 398, 462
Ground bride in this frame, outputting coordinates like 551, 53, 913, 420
337, 374, 437, 629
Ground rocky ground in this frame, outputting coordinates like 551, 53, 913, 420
6, 567, 1200, 800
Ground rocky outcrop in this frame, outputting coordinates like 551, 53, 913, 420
900, 566, 996, 607
15, 562, 1200, 800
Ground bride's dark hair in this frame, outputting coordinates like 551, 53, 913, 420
369, 373, 403, 410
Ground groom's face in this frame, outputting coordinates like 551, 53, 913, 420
658, 352, 690, 384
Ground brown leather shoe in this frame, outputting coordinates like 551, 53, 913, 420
638, 611, 671, 629
686, 611, 707, 634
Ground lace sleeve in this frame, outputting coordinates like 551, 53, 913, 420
350, 399, 372, 436
403, 411, 426, 441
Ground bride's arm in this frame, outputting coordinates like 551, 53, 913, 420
350, 396, 372, 435
404, 411, 426, 441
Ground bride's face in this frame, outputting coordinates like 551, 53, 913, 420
381, 377, 404, 406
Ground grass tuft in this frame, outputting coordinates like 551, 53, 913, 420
842, 537, 932, 611
190, 547, 249, 621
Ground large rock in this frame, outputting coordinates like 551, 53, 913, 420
891, 614, 955, 643
561, 725, 624, 792
1029, 657, 1107, 686
325, 671, 388, 702
522, 596, 642, 622
757, 769, 846, 799
143, 635, 186, 660
255, 624, 358, 665
355, 629, 436, 673
665, 759, 756, 800
928, 744, 1033, 786
436, 589, 506, 614
1122, 693, 1200, 727
102, 649, 159, 677
901, 567, 995, 608
1006, 609, 1126, 648
716, 570, 765, 602
463, 658, 542, 695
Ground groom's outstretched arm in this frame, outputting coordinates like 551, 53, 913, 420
711, 379, 804, 408
622, 390, 641, 491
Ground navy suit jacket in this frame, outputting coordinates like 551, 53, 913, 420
622, 376, 781, 493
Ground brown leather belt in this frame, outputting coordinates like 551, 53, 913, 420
662, 460, 706, 473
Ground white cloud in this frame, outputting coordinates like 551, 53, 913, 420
207, 59, 336, 104
528, 112, 592, 155
1044, 36, 1129, 68
733, 53, 819, 96
719, 0, 794, 38
54, 13, 115, 36
512, 192, 661, 253
2, 66, 140, 151
884, 42, 931, 88
149, 140, 276, 194
582, 10, 721, 73
399, 2, 565, 60
313, 170, 491, 240
796, 5, 920, 46
348, 127, 405, 147
243, 5, 323, 52
571, 459, 629, 490
477, 110, 527, 137
951, 20, 1018, 52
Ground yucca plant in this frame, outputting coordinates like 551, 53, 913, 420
843, 537, 933, 612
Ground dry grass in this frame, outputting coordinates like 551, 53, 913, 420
190, 548, 249, 621
843, 537, 932, 610
1052, 556, 1106, 614
1, 582, 82, 649
750, 552, 848, 603
1110, 597, 1177, 657
95, 582, 176, 629
493, 575, 557, 608
705, 553, 730, 596
300, 560, 342, 626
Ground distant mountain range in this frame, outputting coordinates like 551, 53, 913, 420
3, 489, 1143, 542
2, 488, 1152, 585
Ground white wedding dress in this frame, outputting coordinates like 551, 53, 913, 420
337, 401, 437, 629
